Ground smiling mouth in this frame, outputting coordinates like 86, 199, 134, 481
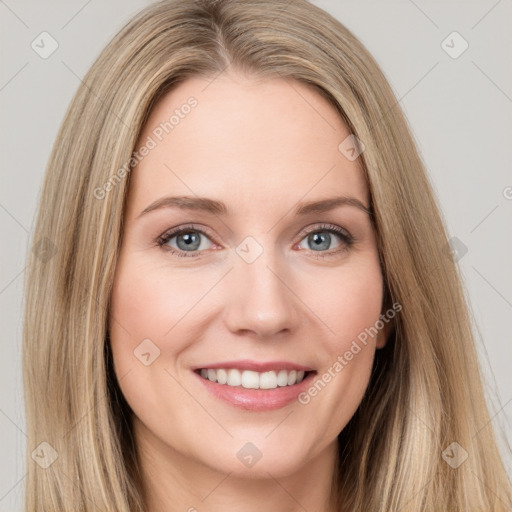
195, 368, 316, 390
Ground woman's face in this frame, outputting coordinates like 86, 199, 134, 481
109, 71, 390, 479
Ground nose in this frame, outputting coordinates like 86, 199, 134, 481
222, 247, 301, 338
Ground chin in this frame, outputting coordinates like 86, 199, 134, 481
191, 435, 316, 479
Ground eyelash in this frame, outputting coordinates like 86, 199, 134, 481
155, 223, 355, 259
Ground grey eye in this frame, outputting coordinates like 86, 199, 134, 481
298, 231, 342, 252
166, 230, 212, 252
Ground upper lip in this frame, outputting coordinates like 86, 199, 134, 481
192, 359, 315, 372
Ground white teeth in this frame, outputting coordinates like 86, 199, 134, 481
259, 371, 277, 389
276, 370, 288, 387
227, 369, 241, 386
216, 368, 228, 384
198, 368, 308, 389
241, 370, 259, 389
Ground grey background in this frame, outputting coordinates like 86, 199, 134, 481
1, 0, 511, 509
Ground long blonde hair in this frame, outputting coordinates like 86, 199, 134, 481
22, 0, 512, 510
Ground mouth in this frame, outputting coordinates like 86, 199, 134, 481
192, 361, 317, 411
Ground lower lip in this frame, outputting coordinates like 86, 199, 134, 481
193, 370, 316, 411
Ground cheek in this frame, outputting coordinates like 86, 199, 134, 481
107, 257, 205, 436
108, 253, 225, 394
315, 257, 384, 345
297, 258, 383, 433
109, 257, 207, 352
108, 257, 186, 389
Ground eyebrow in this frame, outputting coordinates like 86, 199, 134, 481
137, 195, 372, 219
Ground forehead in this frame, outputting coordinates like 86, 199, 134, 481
126, 73, 368, 216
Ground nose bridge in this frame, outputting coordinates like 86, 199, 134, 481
223, 236, 299, 336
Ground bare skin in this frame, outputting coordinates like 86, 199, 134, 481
109, 70, 390, 512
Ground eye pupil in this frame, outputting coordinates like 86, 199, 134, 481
309, 232, 331, 251
177, 231, 201, 250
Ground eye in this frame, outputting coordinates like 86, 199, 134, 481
296, 224, 354, 257
157, 224, 215, 257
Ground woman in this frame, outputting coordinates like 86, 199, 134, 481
22, 0, 512, 510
